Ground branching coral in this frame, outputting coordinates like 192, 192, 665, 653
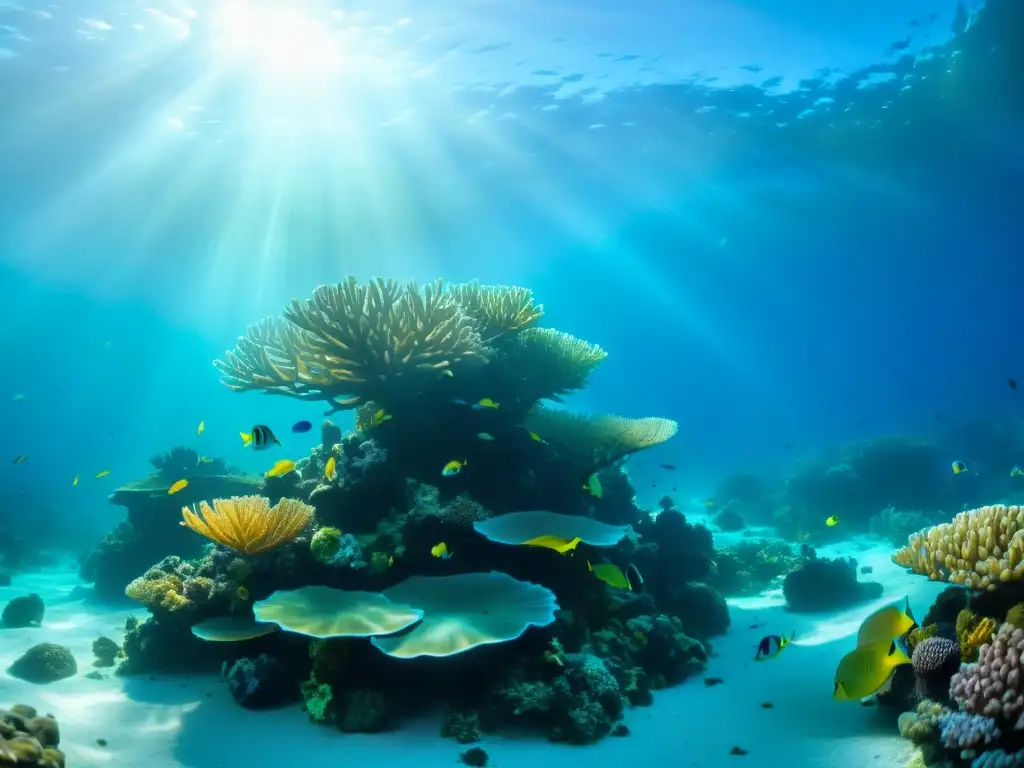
502, 328, 607, 402
446, 282, 543, 344
215, 278, 489, 411
523, 406, 678, 473
180, 496, 314, 556
958, 609, 997, 661
893, 505, 1024, 590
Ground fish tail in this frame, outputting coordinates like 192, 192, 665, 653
240, 432, 252, 447
904, 595, 916, 624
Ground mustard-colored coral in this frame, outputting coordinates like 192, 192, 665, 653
447, 282, 543, 344
125, 573, 189, 611
955, 609, 996, 662
891, 504, 1024, 591
180, 495, 314, 556
523, 405, 678, 473
216, 278, 488, 411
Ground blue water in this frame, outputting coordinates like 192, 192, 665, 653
0, 0, 1020, 764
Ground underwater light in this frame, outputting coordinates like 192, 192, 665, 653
209, 1, 344, 82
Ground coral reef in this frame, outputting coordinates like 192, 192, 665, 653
91, 637, 121, 668
88, 276, 719, 745
710, 539, 803, 596
0, 704, 64, 767
870, 505, 936, 547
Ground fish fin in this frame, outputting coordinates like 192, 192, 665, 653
904, 595, 916, 624
240, 432, 252, 446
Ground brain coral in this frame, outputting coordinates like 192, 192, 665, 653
892, 505, 1024, 590
913, 636, 960, 676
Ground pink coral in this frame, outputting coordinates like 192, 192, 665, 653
950, 623, 1024, 729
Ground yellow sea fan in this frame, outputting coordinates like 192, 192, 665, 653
181, 495, 314, 556
523, 405, 678, 472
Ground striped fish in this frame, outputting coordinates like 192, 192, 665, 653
240, 425, 280, 450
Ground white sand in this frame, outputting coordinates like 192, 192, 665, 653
0, 538, 944, 767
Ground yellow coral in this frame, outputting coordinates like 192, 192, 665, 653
125, 573, 187, 610
956, 609, 996, 661
892, 504, 1024, 591
523, 405, 678, 472
180, 495, 314, 556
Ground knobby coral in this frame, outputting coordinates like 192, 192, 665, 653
180, 496, 314, 556
950, 623, 1024, 728
893, 505, 1024, 590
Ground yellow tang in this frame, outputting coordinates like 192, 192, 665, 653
197, 420, 205, 436
475, 398, 500, 410
522, 535, 582, 554
431, 542, 452, 559
825, 515, 839, 527
587, 560, 632, 590
833, 640, 911, 701
95, 469, 111, 478
856, 596, 916, 647
442, 459, 466, 477
325, 455, 337, 481
168, 479, 189, 495
265, 459, 296, 478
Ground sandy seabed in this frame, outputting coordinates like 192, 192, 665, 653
0, 537, 945, 768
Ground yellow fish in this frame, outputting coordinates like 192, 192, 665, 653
1012, 466, 1023, 478
583, 473, 603, 499
197, 420, 205, 436
431, 542, 452, 560
72, 475, 78, 487
952, 460, 967, 475
236, 586, 249, 601
325, 455, 337, 481
528, 431, 548, 445
442, 459, 466, 477
856, 596, 916, 647
372, 409, 392, 426
95, 469, 111, 478
587, 560, 632, 590
522, 535, 582, 554
265, 459, 296, 478
168, 479, 188, 495
702, 499, 715, 508
825, 515, 840, 527
833, 640, 911, 701
473, 398, 500, 410
754, 633, 794, 662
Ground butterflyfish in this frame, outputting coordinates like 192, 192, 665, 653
442, 459, 467, 477
197, 420, 205, 436
95, 469, 111, 478
473, 398, 500, 410
825, 515, 840, 527
952, 460, 967, 475
241, 425, 280, 450
583, 473, 603, 499
325, 455, 337, 481
431, 542, 452, 560
833, 640, 911, 701
754, 632, 794, 662
587, 561, 633, 590
168, 479, 188, 495
522, 535, 582, 554
856, 596, 916, 648
265, 459, 296, 478
292, 420, 313, 433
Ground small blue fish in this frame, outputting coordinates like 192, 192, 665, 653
291, 420, 313, 433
